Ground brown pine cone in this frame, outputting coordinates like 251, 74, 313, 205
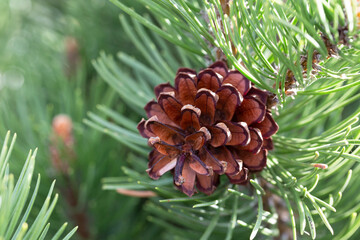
138, 61, 278, 196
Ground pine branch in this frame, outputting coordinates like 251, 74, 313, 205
1, 1, 162, 238
89, 0, 360, 239
0, 131, 77, 239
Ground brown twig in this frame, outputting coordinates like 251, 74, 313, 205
261, 179, 292, 240
116, 189, 157, 198
50, 114, 91, 239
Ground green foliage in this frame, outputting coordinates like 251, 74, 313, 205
89, 0, 360, 239
1, 0, 360, 239
0, 131, 77, 239
0, 0, 162, 239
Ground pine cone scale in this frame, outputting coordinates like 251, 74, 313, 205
214, 84, 243, 121
236, 127, 263, 154
235, 96, 266, 125
209, 146, 240, 176
144, 101, 174, 126
194, 89, 218, 125
188, 154, 211, 176
147, 154, 177, 180
223, 71, 251, 95
175, 73, 197, 105
197, 69, 222, 92
222, 120, 250, 146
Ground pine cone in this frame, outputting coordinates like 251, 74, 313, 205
138, 62, 278, 196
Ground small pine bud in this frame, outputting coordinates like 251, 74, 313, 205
312, 163, 328, 169
52, 114, 74, 147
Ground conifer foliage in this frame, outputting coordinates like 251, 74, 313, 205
1, 0, 360, 239
0, 132, 77, 239
89, 0, 360, 239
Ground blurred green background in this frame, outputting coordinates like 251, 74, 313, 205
0, 0, 160, 239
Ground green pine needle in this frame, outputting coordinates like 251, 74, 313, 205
0, 132, 76, 239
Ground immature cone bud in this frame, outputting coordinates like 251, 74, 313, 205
50, 114, 75, 174
65, 37, 80, 77
52, 114, 74, 147
138, 62, 278, 196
